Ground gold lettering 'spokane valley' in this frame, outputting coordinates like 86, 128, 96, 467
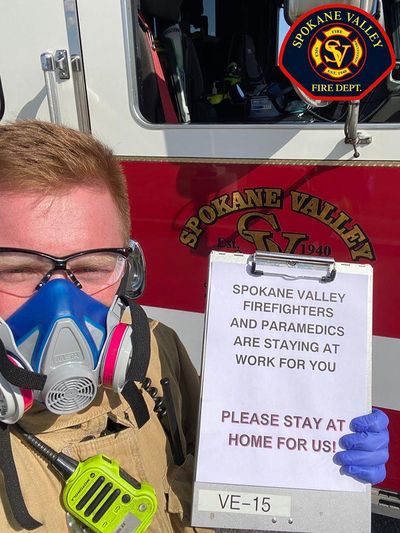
179, 188, 374, 261
292, 10, 384, 49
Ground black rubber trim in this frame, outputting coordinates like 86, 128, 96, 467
0, 76, 4, 121
92, 489, 121, 523
76, 476, 105, 511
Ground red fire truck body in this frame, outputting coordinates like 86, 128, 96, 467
1, 0, 400, 517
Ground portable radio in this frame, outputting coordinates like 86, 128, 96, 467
63, 454, 157, 533
16, 428, 157, 533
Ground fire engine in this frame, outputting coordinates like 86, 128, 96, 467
1, 0, 399, 521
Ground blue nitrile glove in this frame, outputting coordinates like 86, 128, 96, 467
333, 408, 389, 484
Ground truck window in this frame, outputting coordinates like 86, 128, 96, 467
131, 0, 400, 125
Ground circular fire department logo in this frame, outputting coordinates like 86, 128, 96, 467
279, 3, 395, 100
309, 23, 366, 82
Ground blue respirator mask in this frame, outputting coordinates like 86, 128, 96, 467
0, 242, 149, 424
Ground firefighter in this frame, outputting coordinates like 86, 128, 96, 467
0, 120, 388, 532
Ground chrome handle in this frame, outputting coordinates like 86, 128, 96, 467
71, 55, 91, 133
40, 52, 61, 124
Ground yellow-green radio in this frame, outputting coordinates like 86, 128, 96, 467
63, 454, 157, 533
17, 429, 157, 532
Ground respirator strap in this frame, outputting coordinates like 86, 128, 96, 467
0, 423, 42, 529
126, 300, 151, 381
0, 339, 46, 390
121, 381, 150, 428
121, 300, 151, 428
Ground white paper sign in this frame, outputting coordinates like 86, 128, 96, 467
195, 253, 371, 493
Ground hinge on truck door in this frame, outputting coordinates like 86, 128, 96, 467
54, 49, 70, 80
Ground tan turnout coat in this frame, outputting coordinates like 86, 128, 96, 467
0, 320, 211, 532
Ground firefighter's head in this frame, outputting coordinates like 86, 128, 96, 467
0, 120, 132, 317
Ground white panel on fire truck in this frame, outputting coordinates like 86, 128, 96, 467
0, 0, 79, 128
372, 335, 400, 411
192, 251, 372, 531
74, 0, 400, 160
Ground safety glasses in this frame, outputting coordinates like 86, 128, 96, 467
0, 247, 132, 297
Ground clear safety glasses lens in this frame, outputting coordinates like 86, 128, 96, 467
0, 251, 128, 297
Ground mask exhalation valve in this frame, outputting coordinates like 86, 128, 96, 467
42, 366, 97, 414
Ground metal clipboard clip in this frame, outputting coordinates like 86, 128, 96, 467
249, 252, 336, 283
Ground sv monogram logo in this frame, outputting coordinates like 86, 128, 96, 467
237, 212, 307, 253
324, 39, 351, 68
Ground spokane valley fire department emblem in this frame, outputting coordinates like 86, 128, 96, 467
310, 25, 365, 81
279, 4, 395, 100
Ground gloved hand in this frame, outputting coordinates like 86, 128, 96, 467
333, 408, 389, 484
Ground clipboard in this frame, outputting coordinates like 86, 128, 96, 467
192, 251, 372, 533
